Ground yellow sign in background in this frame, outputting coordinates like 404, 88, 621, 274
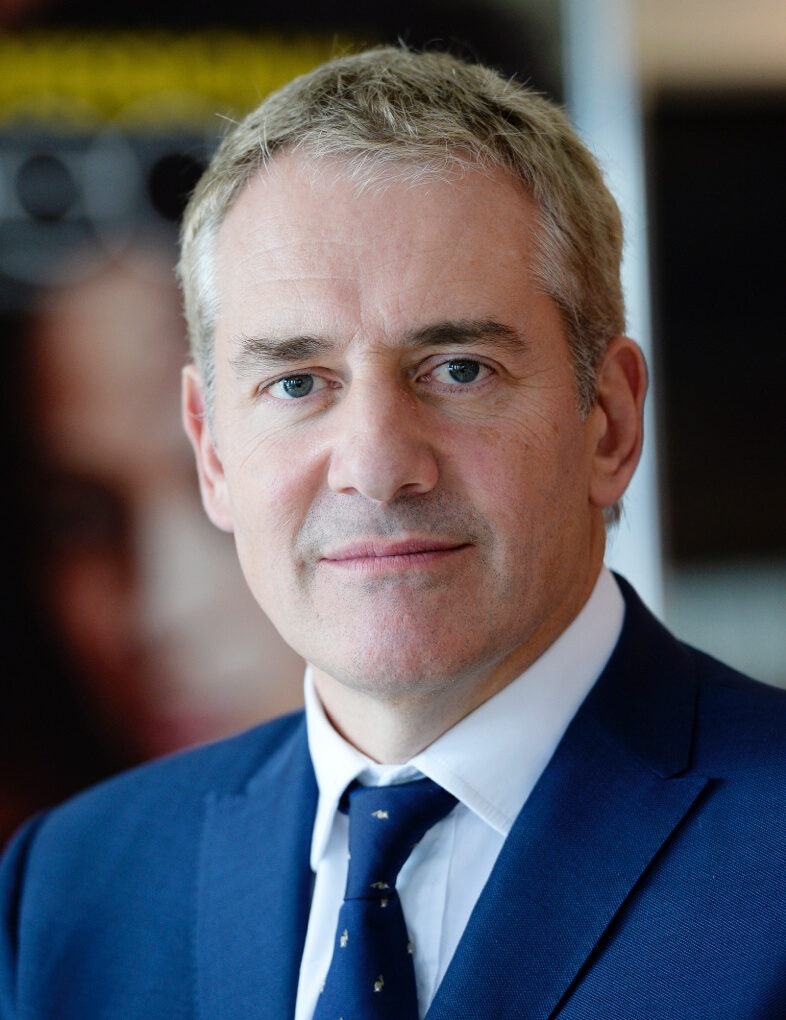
0, 32, 347, 129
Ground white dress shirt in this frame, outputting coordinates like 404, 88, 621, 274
295, 567, 625, 1020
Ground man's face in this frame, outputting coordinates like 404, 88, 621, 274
196, 156, 608, 706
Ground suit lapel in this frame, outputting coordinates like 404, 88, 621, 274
428, 580, 708, 1020
196, 717, 317, 1019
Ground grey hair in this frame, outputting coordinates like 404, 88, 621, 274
178, 46, 625, 460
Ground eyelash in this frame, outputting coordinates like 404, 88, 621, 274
423, 359, 493, 388
265, 374, 331, 400
262, 357, 495, 402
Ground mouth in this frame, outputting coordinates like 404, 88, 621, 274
320, 537, 471, 574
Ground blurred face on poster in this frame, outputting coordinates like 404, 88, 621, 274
26, 246, 304, 760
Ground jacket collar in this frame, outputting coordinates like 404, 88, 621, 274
427, 578, 707, 1019
196, 715, 316, 1020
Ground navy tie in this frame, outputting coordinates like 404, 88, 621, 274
313, 778, 457, 1020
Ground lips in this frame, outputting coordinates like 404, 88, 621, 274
321, 537, 469, 562
318, 538, 470, 576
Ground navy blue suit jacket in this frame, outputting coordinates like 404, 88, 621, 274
2, 578, 786, 1018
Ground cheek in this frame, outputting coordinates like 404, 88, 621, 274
451, 409, 589, 546
223, 434, 321, 584
448, 411, 564, 503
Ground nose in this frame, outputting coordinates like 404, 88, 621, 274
326, 382, 439, 502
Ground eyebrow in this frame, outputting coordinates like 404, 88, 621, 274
230, 318, 527, 376
404, 319, 526, 352
231, 334, 330, 375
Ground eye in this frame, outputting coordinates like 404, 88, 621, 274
429, 359, 490, 386
266, 373, 326, 399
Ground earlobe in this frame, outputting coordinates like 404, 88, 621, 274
588, 336, 648, 510
181, 365, 235, 533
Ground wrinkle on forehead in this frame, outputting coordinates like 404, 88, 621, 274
218, 150, 534, 266
213, 153, 547, 373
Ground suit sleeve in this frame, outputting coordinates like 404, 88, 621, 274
0, 815, 48, 1020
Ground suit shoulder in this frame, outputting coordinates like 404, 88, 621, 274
0, 711, 310, 956
22, 709, 307, 847
0, 711, 312, 1015
690, 642, 786, 715
615, 575, 786, 754
687, 643, 786, 770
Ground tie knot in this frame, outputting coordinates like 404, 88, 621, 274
343, 778, 457, 901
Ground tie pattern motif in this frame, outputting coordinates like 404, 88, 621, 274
313, 778, 457, 1020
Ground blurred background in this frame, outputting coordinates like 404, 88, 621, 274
0, 0, 783, 843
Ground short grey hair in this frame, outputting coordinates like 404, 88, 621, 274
178, 45, 625, 425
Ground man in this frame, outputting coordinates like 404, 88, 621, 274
2, 47, 785, 1019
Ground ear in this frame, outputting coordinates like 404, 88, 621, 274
588, 336, 648, 510
181, 364, 234, 533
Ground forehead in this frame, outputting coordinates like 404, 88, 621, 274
213, 154, 542, 342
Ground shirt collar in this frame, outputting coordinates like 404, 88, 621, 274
304, 671, 425, 870
305, 566, 624, 869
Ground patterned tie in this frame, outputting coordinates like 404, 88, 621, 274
313, 777, 457, 1020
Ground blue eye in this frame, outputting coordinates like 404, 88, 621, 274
268, 374, 319, 399
431, 359, 487, 385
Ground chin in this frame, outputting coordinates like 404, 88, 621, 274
314, 633, 499, 703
